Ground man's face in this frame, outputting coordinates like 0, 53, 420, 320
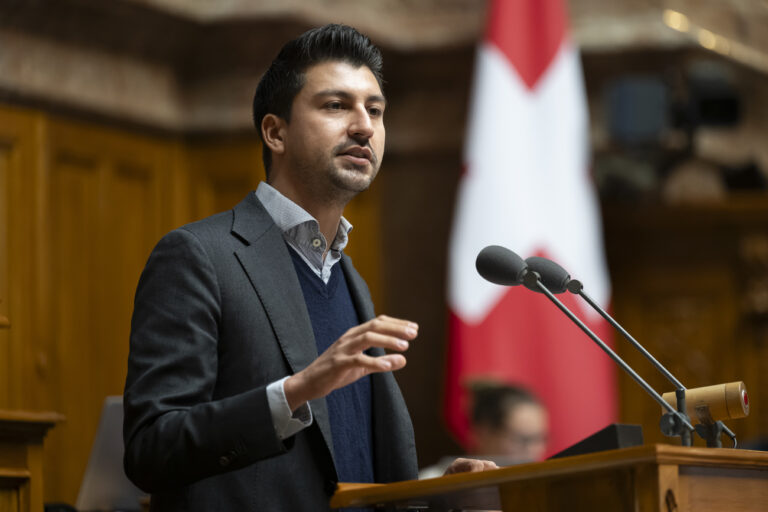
280, 60, 386, 203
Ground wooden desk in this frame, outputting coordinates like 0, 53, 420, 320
0, 410, 63, 512
332, 444, 768, 511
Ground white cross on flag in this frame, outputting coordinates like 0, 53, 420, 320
446, 0, 617, 455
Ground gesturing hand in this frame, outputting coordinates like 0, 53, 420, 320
283, 315, 418, 410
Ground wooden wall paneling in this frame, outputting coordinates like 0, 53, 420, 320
39, 117, 179, 503
167, 143, 190, 230
45, 150, 101, 502
741, 324, 768, 442
0, 483, 21, 512
0, 105, 42, 412
734, 230, 768, 442
377, 152, 465, 467
613, 266, 739, 445
339, 186, 383, 309
100, 161, 159, 401
184, 138, 264, 222
604, 202, 763, 447
45, 128, 113, 503
0, 114, 13, 410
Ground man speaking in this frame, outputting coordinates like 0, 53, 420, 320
123, 24, 493, 511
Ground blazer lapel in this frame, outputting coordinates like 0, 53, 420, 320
230, 193, 337, 470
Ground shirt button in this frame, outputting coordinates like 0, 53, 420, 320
311, 238, 322, 249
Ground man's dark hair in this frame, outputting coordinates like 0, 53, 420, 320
252, 24, 384, 176
470, 382, 541, 430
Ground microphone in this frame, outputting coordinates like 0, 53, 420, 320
475, 245, 528, 286
475, 245, 695, 445
521, 253, 741, 447
524, 256, 570, 294
662, 382, 749, 424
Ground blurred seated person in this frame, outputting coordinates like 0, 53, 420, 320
470, 382, 548, 462
421, 383, 549, 478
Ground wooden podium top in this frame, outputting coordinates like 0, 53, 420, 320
331, 444, 768, 510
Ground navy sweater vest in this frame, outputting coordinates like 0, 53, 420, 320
288, 249, 375, 486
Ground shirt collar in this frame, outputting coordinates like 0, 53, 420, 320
254, 182, 353, 250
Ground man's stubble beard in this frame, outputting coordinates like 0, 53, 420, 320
331, 160, 379, 192
297, 151, 381, 207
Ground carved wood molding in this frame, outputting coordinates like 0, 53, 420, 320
0, 410, 63, 443
1, 0, 766, 133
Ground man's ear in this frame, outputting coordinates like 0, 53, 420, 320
261, 114, 287, 155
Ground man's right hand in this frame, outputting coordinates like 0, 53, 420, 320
283, 315, 417, 411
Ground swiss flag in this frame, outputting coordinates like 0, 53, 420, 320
446, 0, 617, 456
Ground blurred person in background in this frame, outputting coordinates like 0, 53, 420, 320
422, 382, 548, 478
469, 383, 549, 463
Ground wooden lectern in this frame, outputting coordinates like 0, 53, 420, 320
332, 444, 768, 511
0, 410, 63, 512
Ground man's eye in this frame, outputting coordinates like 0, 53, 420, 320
326, 102, 343, 110
368, 107, 383, 117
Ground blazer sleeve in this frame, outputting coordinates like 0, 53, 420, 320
123, 228, 289, 493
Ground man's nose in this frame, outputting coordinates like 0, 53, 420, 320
348, 106, 374, 140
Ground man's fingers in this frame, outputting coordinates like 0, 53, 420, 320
353, 353, 406, 372
379, 353, 406, 371
286, 352, 405, 409
344, 315, 419, 341
444, 458, 475, 475
365, 316, 418, 339
481, 460, 499, 471
344, 330, 411, 354
370, 314, 415, 327
443, 458, 498, 475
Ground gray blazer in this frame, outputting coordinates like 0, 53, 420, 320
123, 192, 417, 511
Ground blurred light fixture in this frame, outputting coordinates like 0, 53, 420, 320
698, 29, 717, 50
663, 9, 690, 32
712, 35, 731, 56
661, 9, 768, 74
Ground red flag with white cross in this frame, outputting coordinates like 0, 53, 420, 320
446, 0, 617, 456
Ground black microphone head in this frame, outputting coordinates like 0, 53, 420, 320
476, 245, 528, 286
524, 256, 571, 293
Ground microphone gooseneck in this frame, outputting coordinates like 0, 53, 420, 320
521, 269, 694, 434
520, 253, 739, 447
561, 266, 738, 447
473, 245, 722, 446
